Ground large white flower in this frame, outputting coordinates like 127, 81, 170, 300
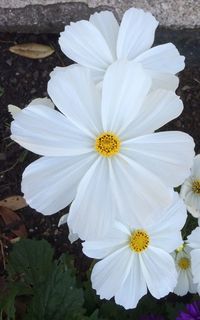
172, 245, 197, 296
187, 227, 200, 294
11, 61, 194, 240
59, 8, 185, 90
180, 155, 200, 218
83, 194, 186, 309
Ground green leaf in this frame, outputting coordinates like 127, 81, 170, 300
25, 262, 84, 320
8, 239, 54, 287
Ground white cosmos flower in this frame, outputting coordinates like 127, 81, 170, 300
11, 61, 194, 240
187, 227, 200, 293
180, 155, 200, 218
83, 193, 186, 309
172, 245, 197, 296
59, 8, 185, 90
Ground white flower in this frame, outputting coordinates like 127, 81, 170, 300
172, 245, 197, 296
59, 8, 185, 90
11, 61, 194, 240
187, 227, 200, 293
82, 194, 186, 309
180, 155, 200, 218
58, 213, 79, 243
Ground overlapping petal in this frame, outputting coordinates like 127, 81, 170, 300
120, 89, 183, 139
11, 104, 92, 156
89, 11, 119, 59
117, 8, 158, 59
135, 43, 185, 74
22, 153, 96, 214
68, 157, 117, 240
59, 20, 114, 70
48, 65, 102, 136
101, 61, 151, 133
122, 132, 194, 187
91, 246, 132, 299
140, 247, 177, 298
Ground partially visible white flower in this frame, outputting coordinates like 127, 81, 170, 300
172, 245, 197, 296
187, 227, 200, 294
180, 155, 200, 218
82, 193, 186, 309
59, 8, 184, 90
10, 61, 194, 240
8, 97, 54, 119
58, 213, 79, 243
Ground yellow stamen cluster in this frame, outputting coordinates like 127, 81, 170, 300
178, 257, 190, 270
192, 180, 200, 194
129, 230, 150, 253
95, 132, 121, 157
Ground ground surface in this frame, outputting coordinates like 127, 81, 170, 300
0, 28, 200, 278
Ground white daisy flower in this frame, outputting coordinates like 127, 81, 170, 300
11, 61, 194, 240
180, 155, 200, 218
59, 8, 185, 90
172, 245, 197, 296
83, 193, 186, 309
187, 226, 200, 293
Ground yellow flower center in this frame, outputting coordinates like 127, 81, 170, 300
129, 230, 150, 253
95, 132, 121, 157
192, 180, 200, 194
178, 257, 190, 270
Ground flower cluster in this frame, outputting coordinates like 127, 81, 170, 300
10, 7, 200, 310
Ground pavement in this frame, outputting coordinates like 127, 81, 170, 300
0, 0, 199, 33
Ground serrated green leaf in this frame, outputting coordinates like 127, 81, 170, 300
8, 239, 54, 286
25, 262, 84, 320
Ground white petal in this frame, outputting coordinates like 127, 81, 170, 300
140, 247, 177, 298
115, 255, 147, 309
192, 154, 200, 177
90, 11, 119, 59
117, 8, 158, 60
187, 227, 200, 248
8, 105, 21, 119
11, 104, 92, 156
120, 89, 183, 139
190, 249, 200, 285
110, 155, 173, 227
122, 131, 195, 187
58, 213, 68, 227
91, 246, 132, 300
22, 153, 96, 215
148, 71, 179, 91
59, 20, 113, 70
48, 65, 102, 137
101, 60, 151, 133
148, 194, 186, 252
174, 271, 189, 296
135, 43, 185, 74
58, 213, 79, 243
29, 97, 54, 109
68, 157, 117, 240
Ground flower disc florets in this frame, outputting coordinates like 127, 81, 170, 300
95, 132, 121, 157
192, 179, 200, 194
129, 229, 150, 253
178, 257, 190, 270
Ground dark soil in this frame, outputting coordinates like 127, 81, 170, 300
0, 28, 200, 278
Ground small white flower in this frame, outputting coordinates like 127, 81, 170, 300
187, 226, 200, 293
59, 8, 185, 90
83, 194, 186, 309
180, 155, 200, 218
58, 213, 79, 243
172, 245, 197, 296
11, 61, 194, 240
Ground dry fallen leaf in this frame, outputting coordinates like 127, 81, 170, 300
9, 43, 55, 59
0, 196, 27, 211
0, 206, 27, 238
